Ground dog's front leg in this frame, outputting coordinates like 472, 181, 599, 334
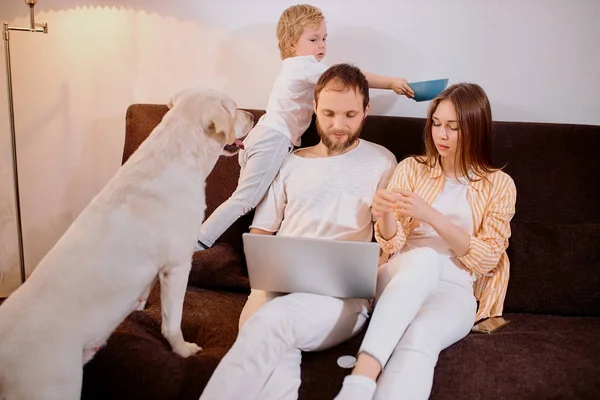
159, 264, 202, 357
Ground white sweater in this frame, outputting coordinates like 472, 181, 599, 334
251, 139, 397, 242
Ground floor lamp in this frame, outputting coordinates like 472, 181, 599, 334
3, 0, 48, 284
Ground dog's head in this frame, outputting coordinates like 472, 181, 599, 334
168, 88, 254, 156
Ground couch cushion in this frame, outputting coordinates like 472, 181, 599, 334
301, 314, 600, 399
82, 285, 248, 400
83, 304, 600, 400
431, 313, 600, 399
491, 122, 600, 225
188, 242, 250, 292
504, 222, 600, 316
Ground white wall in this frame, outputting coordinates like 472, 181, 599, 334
0, 0, 599, 295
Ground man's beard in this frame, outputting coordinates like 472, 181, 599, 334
316, 118, 365, 152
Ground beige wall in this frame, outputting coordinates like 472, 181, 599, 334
1, 1, 599, 295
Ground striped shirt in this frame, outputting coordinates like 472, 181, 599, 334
375, 156, 517, 321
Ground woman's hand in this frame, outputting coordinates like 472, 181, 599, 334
389, 78, 414, 98
393, 188, 438, 224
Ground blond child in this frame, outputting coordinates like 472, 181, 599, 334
196, 4, 413, 250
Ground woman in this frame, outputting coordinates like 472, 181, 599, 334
335, 83, 517, 400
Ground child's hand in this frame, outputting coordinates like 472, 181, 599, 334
389, 78, 414, 98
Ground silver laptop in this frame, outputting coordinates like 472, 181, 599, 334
242, 233, 380, 299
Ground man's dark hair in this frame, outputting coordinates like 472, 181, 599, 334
314, 63, 369, 110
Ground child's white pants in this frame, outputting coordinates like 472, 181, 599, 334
198, 127, 292, 247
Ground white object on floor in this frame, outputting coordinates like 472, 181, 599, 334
337, 355, 357, 369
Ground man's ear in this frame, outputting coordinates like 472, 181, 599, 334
364, 103, 371, 119
207, 111, 234, 145
313, 99, 317, 114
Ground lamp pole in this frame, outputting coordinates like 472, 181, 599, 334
3, 0, 48, 283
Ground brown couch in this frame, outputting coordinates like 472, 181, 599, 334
82, 105, 600, 400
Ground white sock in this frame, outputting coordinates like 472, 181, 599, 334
334, 374, 377, 400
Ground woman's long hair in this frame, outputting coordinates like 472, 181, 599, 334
417, 83, 499, 181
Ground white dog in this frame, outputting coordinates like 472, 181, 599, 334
0, 88, 254, 400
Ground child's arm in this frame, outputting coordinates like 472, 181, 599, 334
362, 70, 414, 98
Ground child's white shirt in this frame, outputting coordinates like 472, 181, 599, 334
255, 55, 329, 146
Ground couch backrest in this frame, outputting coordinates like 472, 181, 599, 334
124, 104, 600, 317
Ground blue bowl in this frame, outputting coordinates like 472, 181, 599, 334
408, 78, 449, 102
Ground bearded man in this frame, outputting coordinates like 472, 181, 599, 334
200, 63, 397, 400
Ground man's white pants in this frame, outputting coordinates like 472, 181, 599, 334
199, 290, 370, 400
361, 247, 477, 400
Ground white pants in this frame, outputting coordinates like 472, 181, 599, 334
198, 126, 293, 247
360, 247, 477, 400
199, 290, 371, 400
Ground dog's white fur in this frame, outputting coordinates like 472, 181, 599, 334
0, 88, 253, 400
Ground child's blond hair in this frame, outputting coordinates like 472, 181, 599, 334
276, 4, 325, 60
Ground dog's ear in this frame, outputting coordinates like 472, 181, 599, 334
207, 111, 235, 145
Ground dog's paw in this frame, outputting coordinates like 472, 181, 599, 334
173, 341, 202, 358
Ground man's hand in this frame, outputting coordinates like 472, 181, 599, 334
393, 189, 438, 224
249, 228, 275, 235
389, 77, 414, 98
372, 188, 399, 218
